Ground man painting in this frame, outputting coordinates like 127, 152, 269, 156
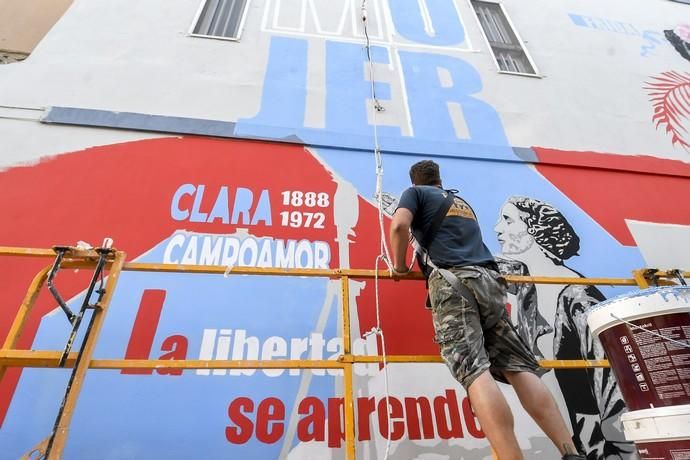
389, 160, 584, 460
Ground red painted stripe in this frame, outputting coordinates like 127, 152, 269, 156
532, 148, 690, 178
121, 290, 166, 375
534, 147, 690, 246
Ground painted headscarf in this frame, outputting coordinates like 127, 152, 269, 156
507, 196, 580, 262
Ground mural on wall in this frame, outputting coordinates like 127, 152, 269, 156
236, 0, 516, 162
365, 146, 690, 459
665, 24, 690, 61
566, 11, 690, 155
2, 136, 690, 458
646, 71, 690, 152
3, 1, 690, 458
0, 137, 490, 459
494, 197, 631, 459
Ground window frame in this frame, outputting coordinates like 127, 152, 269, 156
469, 0, 541, 78
189, 0, 252, 42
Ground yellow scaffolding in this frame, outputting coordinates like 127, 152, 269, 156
0, 245, 686, 459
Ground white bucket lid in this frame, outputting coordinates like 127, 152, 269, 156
586, 286, 690, 336
621, 405, 690, 442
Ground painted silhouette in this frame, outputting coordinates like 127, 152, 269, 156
494, 196, 634, 459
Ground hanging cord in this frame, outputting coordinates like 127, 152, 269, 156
363, 256, 393, 459
610, 313, 690, 349
361, 0, 392, 271
361, 0, 385, 115
361, 2, 394, 458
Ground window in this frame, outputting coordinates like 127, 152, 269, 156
191, 0, 250, 41
471, 1, 537, 76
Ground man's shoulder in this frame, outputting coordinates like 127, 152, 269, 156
395, 187, 416, 215
400, 185, 438, 203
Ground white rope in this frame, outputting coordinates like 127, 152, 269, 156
361, 2, 393, 458
363, 256, 394, 459
610, 313, 690, 349
361, 0, 392, 272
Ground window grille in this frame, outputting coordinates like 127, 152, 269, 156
471, 1, 537, 75
192, 0, 249, 40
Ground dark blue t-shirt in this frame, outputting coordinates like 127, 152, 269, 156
396, 185, 495, 270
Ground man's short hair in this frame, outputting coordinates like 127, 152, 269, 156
409, 160, 441, 186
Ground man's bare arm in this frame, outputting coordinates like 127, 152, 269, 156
389, 208, 414, 273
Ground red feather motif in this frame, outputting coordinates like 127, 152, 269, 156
645, 71, 690, 152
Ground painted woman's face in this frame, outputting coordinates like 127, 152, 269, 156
494, 203, 535, 256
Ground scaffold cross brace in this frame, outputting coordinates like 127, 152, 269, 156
55, 246, 113, 368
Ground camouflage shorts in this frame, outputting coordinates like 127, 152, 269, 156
428, 265, 540, 389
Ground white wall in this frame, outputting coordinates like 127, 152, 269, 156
0, 0, 688, 166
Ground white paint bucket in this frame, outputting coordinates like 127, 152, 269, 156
588, 287, 690, 459
587, 286, 690, 411
620, 405, 690, 459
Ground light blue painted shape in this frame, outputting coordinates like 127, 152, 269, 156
237, 37, 518, 163
231, 187, 254, 225
325, 41, 400, 137
241, 36, 308, 137
567, 13, 640, 36
389, 0, 466, 46
568, 13, 588, 27
191, 184, 209, 223
398, 50, 510, 149
171, 184, 195, 221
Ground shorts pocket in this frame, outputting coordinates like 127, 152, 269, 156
432, 300, 468, 345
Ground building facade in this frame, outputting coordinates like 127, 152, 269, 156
1, 0, 689, 458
